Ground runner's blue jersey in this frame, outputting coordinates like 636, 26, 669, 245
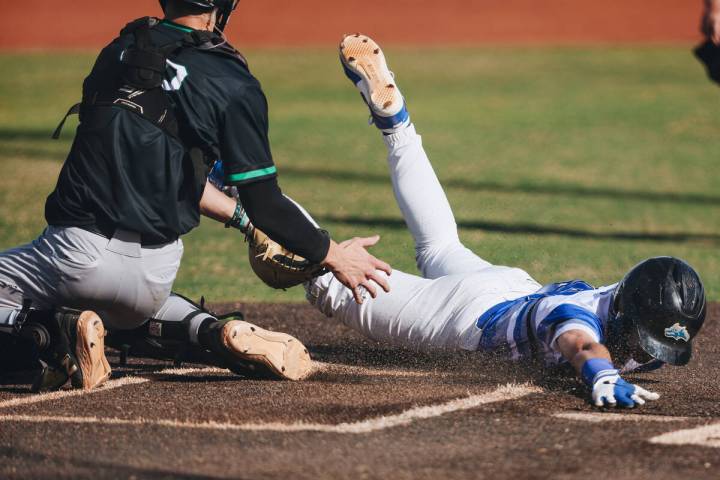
475, 280, 616, 365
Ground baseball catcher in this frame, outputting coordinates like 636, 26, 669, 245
0, 1, 391, 391
218, 34, 708, 409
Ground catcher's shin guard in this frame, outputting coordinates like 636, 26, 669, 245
105, 295, 245, 367
0, 331, 45, 384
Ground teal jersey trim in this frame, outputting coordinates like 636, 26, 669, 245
159, 20, 194, 33
226, 166, 277, 183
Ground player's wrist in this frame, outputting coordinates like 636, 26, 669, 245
321, 241, 341, 270
224, 201, 250, 232
581, 358, 616, 386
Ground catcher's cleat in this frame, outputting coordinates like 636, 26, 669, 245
32, 310, 111, 392
199, 319, 313, 381
339, 33, 409, 132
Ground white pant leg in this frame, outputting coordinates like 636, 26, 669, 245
306, 266, 541, 350
384, 125, 491, 279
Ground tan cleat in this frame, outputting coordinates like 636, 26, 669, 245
73, 311, 112, 390
339, 33, 409, 131
31, 309, 111, 392
202, 319, 313, 381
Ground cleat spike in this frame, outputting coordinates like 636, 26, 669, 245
383, 101, 393, 109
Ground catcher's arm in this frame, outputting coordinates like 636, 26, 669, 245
200, 179, 237, 221
556, 330, 659, 408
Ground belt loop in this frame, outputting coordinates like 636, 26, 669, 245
106, 229, 142, 258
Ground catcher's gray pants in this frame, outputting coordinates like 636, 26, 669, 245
0, 226, 185, 331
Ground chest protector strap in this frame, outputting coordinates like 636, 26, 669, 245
52, 17, 211, 140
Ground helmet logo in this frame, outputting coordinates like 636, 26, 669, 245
664, 323, 690, 342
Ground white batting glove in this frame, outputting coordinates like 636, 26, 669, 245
590, 370, 660, 408
582, 358, 660, 408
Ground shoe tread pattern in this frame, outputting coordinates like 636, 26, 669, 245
340, 34, 400, 115
222, 320, 312, 381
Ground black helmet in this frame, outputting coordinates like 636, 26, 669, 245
612, 257, 706, 366
158, 0, 239, 31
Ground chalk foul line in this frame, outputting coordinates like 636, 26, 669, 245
553, 412, 690, 423
0, 383, 541, 434
0, 367, 224, 410
648, 424, 720, 449
554, 411, 720, 449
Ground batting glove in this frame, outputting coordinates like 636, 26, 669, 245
582, 358, 660, 408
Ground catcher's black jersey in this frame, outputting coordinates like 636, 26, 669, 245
45, 20, 275, 243
154, 20, 276, 186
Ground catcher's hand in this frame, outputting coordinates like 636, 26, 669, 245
247, 226, 327, 289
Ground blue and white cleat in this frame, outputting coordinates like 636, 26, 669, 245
339, 33, 410, 134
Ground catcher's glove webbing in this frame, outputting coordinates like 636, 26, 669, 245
246, 226, 328, 289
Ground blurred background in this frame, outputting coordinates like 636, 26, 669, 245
1, 0, 718, 302
0, 0, 704, 47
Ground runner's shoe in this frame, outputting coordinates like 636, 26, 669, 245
198, 319, 312, 381
339, 33, 410, 133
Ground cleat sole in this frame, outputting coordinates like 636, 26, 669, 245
340, 34, 401, 116
221, 320, 312, 381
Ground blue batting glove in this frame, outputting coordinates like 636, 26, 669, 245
582, 359, 660, 408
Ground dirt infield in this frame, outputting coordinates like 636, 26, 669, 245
0, 302, 718, 479
0, 0, 703, 50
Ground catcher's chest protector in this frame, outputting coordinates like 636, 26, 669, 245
53, 17, 201, 140
47, 17, 254, 241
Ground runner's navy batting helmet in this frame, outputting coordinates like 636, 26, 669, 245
158, 0, 239, 31
612, 257, 706, 366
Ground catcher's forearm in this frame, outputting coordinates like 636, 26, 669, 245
199, 181, 236, 223
237, 178, 330, 264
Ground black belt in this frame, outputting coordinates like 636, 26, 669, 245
79, 224, 177, 248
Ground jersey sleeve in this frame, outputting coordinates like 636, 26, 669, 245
534, 304, 604, 353
219, 84, 277, 186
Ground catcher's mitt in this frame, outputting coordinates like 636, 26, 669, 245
247, 226, 327, 289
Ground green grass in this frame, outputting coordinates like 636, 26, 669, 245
1, 47, 719, 302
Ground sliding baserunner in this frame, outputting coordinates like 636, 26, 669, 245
301, 34, 707, 408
